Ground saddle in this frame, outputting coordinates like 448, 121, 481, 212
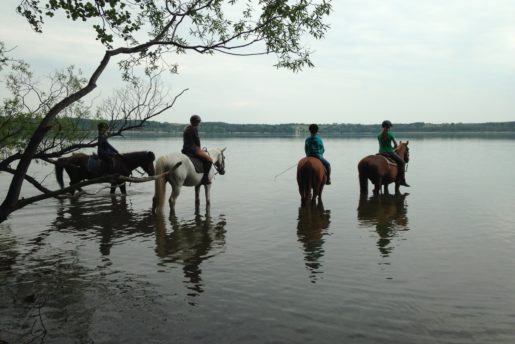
376, 153, 397, 166
88, 153, 118, 174
87, 154, 103, 174
185, 154, 207, 173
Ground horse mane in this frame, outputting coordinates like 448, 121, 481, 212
394, 141, 409, 161
121, 151, 155, 162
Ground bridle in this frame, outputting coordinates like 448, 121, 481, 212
395, 143, 410, 171
206, 148, 225, 175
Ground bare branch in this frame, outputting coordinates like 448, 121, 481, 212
2, 166, 52, 194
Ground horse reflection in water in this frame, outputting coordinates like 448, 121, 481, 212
153, 207, 226, 304
357, 193, 409, 257
297, 202, 331, 283
52, 196, 155, 256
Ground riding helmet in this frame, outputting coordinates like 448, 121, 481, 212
381, 120, 393, 128
190, 114, 202, 124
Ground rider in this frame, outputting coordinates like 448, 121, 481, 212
181, 114, 213, 185
97, 122, 119, 173
305, 124, 331, 185
378, 120, 409, 187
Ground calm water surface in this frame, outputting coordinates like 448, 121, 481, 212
1, 137, 514, 343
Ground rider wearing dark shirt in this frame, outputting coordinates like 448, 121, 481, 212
182, 114, 213, 185
97, 122, 119, 172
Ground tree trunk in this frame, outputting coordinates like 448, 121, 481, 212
0, 52, 112, 223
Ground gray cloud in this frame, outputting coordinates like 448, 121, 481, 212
1, 0, 514, 124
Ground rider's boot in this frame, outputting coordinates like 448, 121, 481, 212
326, 172, 331, 185
201, 173, 211, 185
400, 179, 410, 187
201, 161, 213, 185
397, 166, 410, 187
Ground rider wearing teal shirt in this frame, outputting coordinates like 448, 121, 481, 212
378, 120, 409, 187
305, 124, 331, 185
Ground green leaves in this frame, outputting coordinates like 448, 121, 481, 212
16, 0, 332, 72
0, 59, 91, 157
18, 0, 143, 48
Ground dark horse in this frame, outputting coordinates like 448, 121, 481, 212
358, 141, 410, 195
55, 151, 156, 194
297, 157, 327, 206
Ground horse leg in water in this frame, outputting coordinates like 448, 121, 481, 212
384, 183, 390, 195
65, 166, 82, 195
194, 184, 211, 207
168, 182, 182, 209
359, 173, 369, 195
195, 185, 201, 207
119, 182, 127, 194
204, 184, 212, 206
373, 176, 382, 195
312, 182, 323, 205
394, 181, 401, 195
108, 180, 125, 194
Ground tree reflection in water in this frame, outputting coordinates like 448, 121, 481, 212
153, 206, 226, 304
296, 202, 331, 283
357, 193, 409, 257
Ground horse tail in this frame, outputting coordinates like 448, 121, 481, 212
152, 157, 182, 213
55, 158, 66, 189
153, 157, 168, 212
358, 159, 369, 195
297, 160, 312, 206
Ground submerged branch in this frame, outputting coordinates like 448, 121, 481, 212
13, 171, 169, 210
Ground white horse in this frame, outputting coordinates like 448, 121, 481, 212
152, 147, 226, 213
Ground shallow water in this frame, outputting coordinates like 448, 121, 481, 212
1, 137, 515, 343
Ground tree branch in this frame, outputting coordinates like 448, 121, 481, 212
3, 166, 52, 194
14, 171, 169, 211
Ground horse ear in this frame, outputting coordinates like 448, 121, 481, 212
221, 147, 226, 153
406, 140, 409, 145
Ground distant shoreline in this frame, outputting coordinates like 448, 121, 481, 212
44, 118, 515, 138
117, 130, 515, 139
115, 120, 515, 137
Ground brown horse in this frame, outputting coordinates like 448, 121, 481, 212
358, 141, 410, 195
297, 157, 327, 206
55, 151, 155, 194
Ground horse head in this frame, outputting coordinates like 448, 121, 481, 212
396, 141, 409, 163
212, 147, 226, 175
142, 151, 156, 176
124, 151, 155, 176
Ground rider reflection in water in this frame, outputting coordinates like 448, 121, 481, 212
305, 124, 331, 185
181, 114, 213, 185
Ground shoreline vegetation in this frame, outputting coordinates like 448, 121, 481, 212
4, 117, 514, 138
120, 120, 515, 138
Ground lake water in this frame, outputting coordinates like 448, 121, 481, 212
1, 136, 515, 343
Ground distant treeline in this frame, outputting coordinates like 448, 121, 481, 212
126, 120, 515, 137
12, 118, 513, 137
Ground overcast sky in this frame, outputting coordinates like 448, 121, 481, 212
1, 0, 514, 124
